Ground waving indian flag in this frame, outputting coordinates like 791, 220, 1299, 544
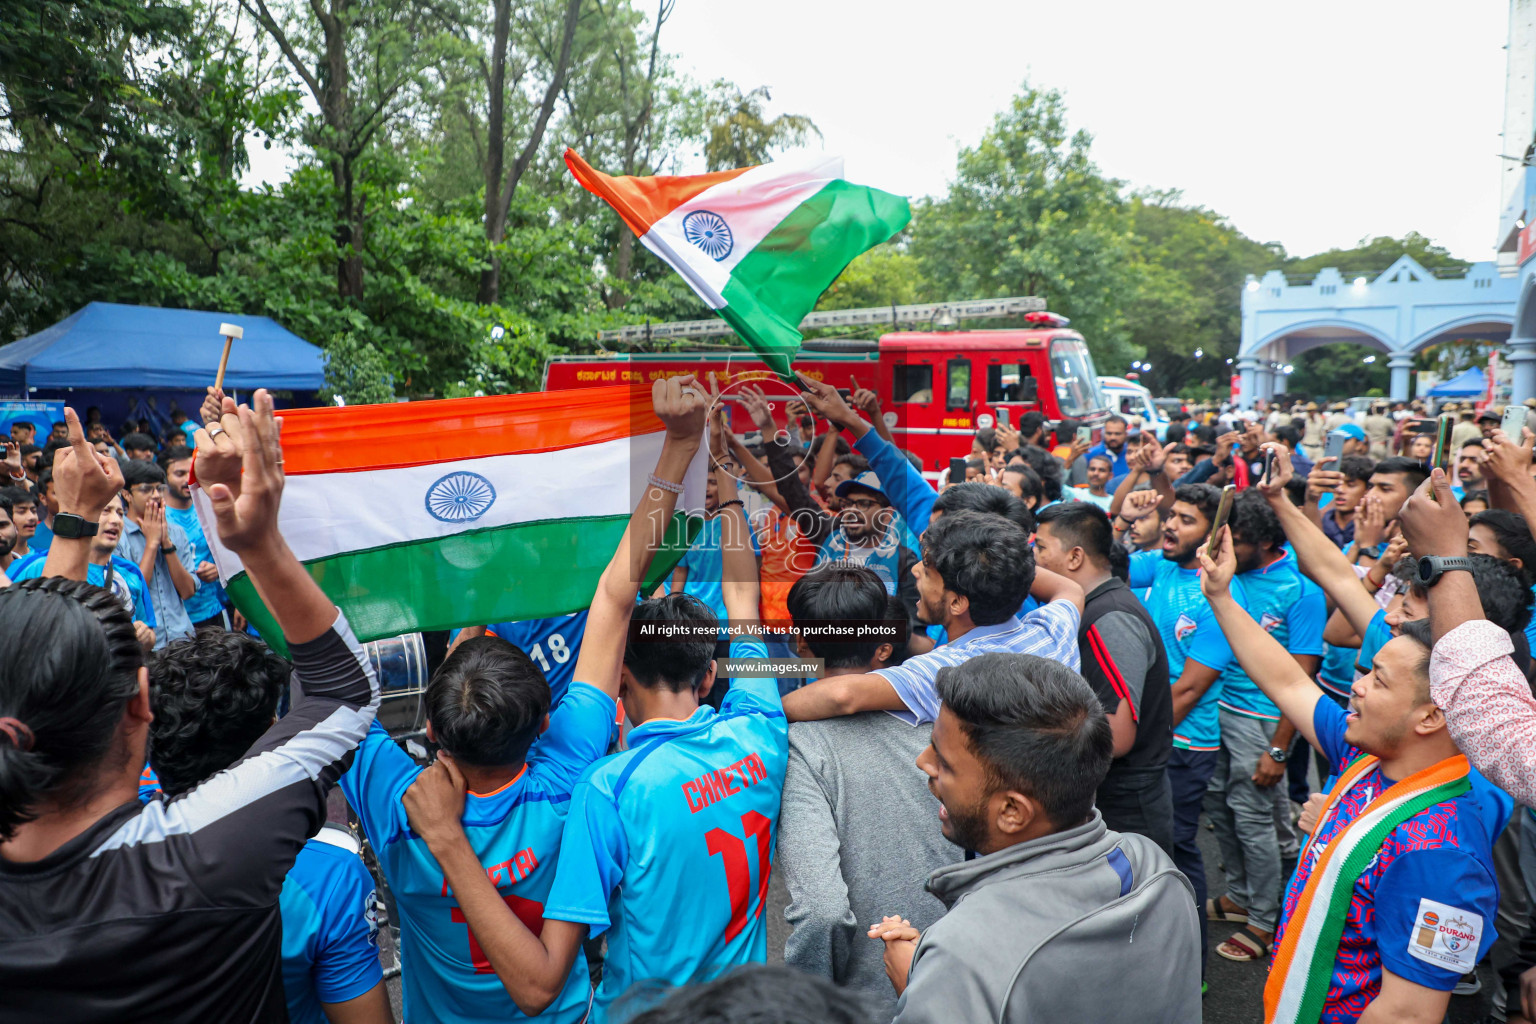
567, 149, 910, 379
192, 384, 707, 651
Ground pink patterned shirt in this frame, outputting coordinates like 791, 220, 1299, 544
1430, 619, 1536, 807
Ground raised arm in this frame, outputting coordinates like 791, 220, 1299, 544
1256, 443, 1381, 637
716, 462, 761, 630
42, 408, 125, 582
1197, 526, 1322, 750
573, 375, 707, 699
810, 426, 839, 495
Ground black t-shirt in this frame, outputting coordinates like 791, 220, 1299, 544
1078, 577, 1172, 775
0, 618, 379, 1024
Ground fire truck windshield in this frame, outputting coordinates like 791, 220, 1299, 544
1050, 337, 1105, 417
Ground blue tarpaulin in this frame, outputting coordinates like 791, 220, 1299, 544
1426, 365, 1487, 397
0, 303, 324, 393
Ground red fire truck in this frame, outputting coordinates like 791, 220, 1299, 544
543, 297, 1111, 479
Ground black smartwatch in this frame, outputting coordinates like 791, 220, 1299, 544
51, 512, 99, 540
1417, 555, 1474, 588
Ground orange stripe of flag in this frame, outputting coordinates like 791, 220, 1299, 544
204, 383, 669, 478
565, 149, 753, 237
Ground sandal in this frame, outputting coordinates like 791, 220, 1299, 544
1216, 929, 1270, 962
1206, 896, 1249, 923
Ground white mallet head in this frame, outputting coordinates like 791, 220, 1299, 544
218, 322, 245, 339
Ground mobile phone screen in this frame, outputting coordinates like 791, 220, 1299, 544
1261, 448, 1275, 484
1504, 405, 1527, 440
1206, 484, 1236, 558
1432, 415, 1453, 471
948, 457, 967, 484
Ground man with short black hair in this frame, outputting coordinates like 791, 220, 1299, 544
8, 420, 34, 446
0, 499, 16, 579
777, 564, 958, 1021
117, 459, 197, 647
159, 449, 225, 629
1457, 438, 1487, 495
870, 652, 1199, 1022
119, 431, 156, 460
783, 510, 1084, 726
0, 485, 38, 562
1088, 415, 1130, 477
1200, 528, 1497, 1024
1034, 502, 1173, 854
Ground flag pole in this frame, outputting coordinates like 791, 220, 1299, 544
215, 323, 243, 392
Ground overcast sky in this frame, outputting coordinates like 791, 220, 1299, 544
241, 1, 1515, 262
661, 0, 1514, 262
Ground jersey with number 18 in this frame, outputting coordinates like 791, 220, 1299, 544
340, 681, 617, 1023
543, 637, 788, 1023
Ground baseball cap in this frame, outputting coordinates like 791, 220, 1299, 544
835, 470, 890, 504
1477, 408, 1501, 422
1333, 424, 1367, 442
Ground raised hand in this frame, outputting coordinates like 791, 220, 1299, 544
1121, 488, 1161, 521
1482, 427, 1536, 490
200, 386, 227, 427
738, 385, 780, 439
1254, 442, 1294, 500
850, 375, 881, 416
1306, 458, 1344, 503
1197, 524, 1238, 600
52, 407, 124, 517
795, 370, 862, 432
195, 389, 286, 555
995, 425, 1022, 452
1, 441, 20, 478
653, 374, 708, 444
195, 561, 220, 583
1399, 468, 1471, 560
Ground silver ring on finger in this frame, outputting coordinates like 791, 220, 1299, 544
208, 426, 227, 440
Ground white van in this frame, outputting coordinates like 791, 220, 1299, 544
1097, 376, 1170, 440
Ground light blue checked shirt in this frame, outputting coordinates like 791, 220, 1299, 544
876, 600, 1082, 724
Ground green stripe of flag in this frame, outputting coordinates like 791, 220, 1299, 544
721, 180, 910, 379
229, 512, 699, 656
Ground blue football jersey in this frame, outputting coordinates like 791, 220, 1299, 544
543, 638, 788, 1023
1217, 550, 1326, 721
486, 611, 588, 708
1129, 550, 1244, 751
280, 825, 383, 1024
341, 682, 618, 1023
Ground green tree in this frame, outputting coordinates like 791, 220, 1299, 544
910, 82, 1138, 371
816, 242, 926, 310
1284, 232, 1469, 279
1122, 191, 1283, 392
700, 82, 819, 171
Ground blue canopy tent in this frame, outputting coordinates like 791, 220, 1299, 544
1426, 365, 1487, 398
0, 303, 324, 393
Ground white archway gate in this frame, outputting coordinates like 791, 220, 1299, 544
1237, 256, 1518, 406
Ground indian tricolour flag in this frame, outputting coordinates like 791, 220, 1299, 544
191, 384, 707, 652
566, 149, 910, 379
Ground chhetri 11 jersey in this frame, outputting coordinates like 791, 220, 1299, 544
340, 682, 618, 1023
543, 638, 789, 1023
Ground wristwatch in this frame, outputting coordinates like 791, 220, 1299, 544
1266, 746, 1289, 763
51, 512, 99, 540
1417, 555, 1474, 588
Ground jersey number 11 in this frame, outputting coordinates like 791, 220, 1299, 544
705, 811, 774, 943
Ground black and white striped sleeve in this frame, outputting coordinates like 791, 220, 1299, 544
90, 610, 379, 904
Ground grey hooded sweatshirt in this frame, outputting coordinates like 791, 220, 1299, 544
893, 811, 1200, 1024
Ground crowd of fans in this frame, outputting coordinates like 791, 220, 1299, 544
10, 376, 1536, 1024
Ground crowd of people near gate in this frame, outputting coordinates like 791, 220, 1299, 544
9, 374, 1536, 1024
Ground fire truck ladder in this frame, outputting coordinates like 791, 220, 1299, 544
596, 295, 1052, 345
